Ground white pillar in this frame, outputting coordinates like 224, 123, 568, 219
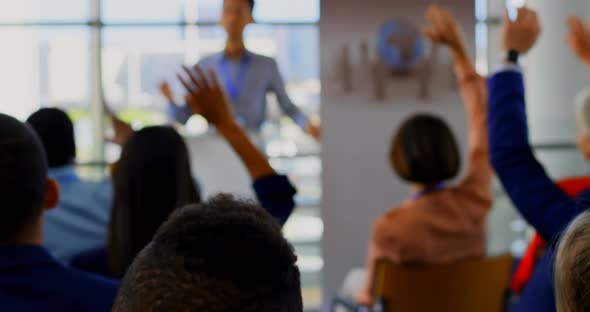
89, 0, 105, 161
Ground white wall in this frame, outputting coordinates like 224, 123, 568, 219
185, 134, 254, 198
524, 0, 590, 144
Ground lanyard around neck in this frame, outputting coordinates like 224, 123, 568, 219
219, 53, 251, 102
411, 182, 446, 200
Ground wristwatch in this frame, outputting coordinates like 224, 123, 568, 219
506, 50, 520, 64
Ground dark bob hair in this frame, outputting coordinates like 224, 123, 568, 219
390, 114, 461, 184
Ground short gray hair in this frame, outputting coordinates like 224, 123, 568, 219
555, 211, 590, 312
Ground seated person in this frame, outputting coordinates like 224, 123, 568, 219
27, 108, 112, 263
112, 194, 302, 312
511, 88, 590, 294
0, 113, 118, 311
357, 5, 493, 304
487, 8, 590, 312
555, 211, 590, 312
71, 126, 201, 278
72, 68, 297, 278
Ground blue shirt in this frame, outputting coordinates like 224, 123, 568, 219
488, 69, 590, 312
44, 166, 112, 263
169, 50, 309, 131
0, 245, 119, 311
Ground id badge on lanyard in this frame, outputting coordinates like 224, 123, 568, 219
219, 54, 251, 102
412, 182, 446, 200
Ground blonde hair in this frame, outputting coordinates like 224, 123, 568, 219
576, 88, 590, 135
555, 211, 590, 312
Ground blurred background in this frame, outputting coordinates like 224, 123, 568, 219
1, 0, 589, 311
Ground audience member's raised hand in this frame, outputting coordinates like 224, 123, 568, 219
306, 122, 321, 141
177, 65, 276, 180
104, 102, 133, 146
159, 81, 175, 104
502, 7, 541, 54
567, 16, 590, 68
423, 5, 468, 62
177, 66, 236, 130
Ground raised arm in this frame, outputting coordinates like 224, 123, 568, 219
488, 8, 582, 242
423, 5, 491, 192
269, 59, 321, 140
567, 16, 590, 70
103, 101, 133, 146
178, 66, 296, 225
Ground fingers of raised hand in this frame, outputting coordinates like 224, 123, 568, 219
192, 66, 211, 89
181, 65, 205, 91
516, 7, 540, 29
568, 16, 587, 39
177, 72, 196, 95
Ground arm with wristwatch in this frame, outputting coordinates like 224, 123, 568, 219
487, 7, 590, 243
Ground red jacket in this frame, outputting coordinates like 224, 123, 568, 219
511, 176, 590, 293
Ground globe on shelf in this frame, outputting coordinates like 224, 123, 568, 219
376, 19, 424, 72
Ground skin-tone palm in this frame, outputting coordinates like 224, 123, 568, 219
423, 5, 478, 81
177, 65, 276, 180
568, 16, 590, 69
423, 4, 469, 63
177, 66, 236, 128
502, 7, 541, 54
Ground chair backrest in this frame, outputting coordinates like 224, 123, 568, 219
373, 255, 513, 312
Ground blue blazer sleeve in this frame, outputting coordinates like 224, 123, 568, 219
488, 71, 582, 242
252, 174, 297, 226
269, 59, 309, 129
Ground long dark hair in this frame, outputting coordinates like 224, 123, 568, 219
107, 126, 201, 277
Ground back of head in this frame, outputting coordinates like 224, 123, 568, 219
113, 194, 302, 312
108, 126, 200, 277
0, 113, 48, 241
26, 108, 76, 168
390, 114, 461, 184
556, 211, 590, 312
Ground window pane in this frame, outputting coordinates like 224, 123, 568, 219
103, 0, 320, 24
102, 0, 185, 23
195, 0, 320, 23
0, 27, 95, 162
102, 26, 186, 137
254, 0, 319, 23
0, 0, 89, 22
